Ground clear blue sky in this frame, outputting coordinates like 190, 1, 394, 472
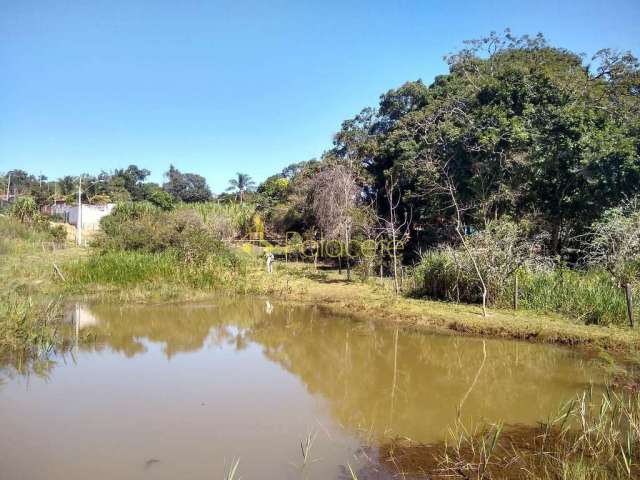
2, 0, 639, 193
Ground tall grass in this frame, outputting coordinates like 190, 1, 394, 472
0, 215, 62, 255
514, 268, 636, 326
0, 292, 66, 379
65, 250, 179, 285
0, 293, 62, 354
412, 250, 638, 326
378, 389, 640, 479
63, 249, 256, 293
184, 201, 256, 234
0, 216, 69, 369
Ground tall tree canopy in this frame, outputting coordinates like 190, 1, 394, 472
329, 30, 640, 254
163, 165, 212, 203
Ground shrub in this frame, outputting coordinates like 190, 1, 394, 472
147, 189, 175, 210
0, 292, 63, 360
92, 201, 252, 290
515, 268, 637, 326
413, 220, 549, 304
410, 218, 639, 325
8, 197, 39, 223
1, 208, 68, 249
586, 197, 640, 285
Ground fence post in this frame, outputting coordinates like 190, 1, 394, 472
513, 275, 519, 310
625, 283, 634, 328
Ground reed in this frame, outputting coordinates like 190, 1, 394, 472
514, 268, 636, 326
412, 250, 637, 326
0, 292, 65, 376
379, 388, 640, 479
223, 458, 240, 480
300, 430, 317, 468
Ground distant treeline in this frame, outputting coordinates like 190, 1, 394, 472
4, 31, 640, 261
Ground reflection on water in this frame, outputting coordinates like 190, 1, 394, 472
0, 298, 604, 480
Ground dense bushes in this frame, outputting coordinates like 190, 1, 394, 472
0, 293, 62, 358
412, 219, 639, 326
98, 202, 230, 260
414, 220, 548, 304
80, 201, 254, 290
515, 269, 637, 326
586, 197, 640, 284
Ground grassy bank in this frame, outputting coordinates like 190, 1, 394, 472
3, 234, 639, 358
247, 262, 640, 356
0, 215, 75, 373
369, 389, 640, 479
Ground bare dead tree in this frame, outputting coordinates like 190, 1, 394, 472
412, 99, 490, 316
311, 164, 360, 280
425, 160, 489, 317
377, 174, 411, 295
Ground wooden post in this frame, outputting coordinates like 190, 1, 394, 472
625, 283, 634, 328
513, 275, 519, 310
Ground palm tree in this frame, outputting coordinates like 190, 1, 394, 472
226, 173, 255, 203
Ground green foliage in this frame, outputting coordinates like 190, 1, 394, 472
4, 200, 67, 247
411, 218, 638, 325
95, 201, 256, 283
0, 293, 62, 356
163, 164, 212, 203
66, 250, 179, 285
0, 215, 55, 254
587, 197, 640, 284
8, 197, 39, 223
332, 31, 640, 254
414, 220, 548, 303
414, 251, 637, 326
515, 268, 638, 326
257, 175, 290, 205
185, 201, 257, 237
146, 187, 175, 210
227, 172, 256, 203
65, 248, 249, 291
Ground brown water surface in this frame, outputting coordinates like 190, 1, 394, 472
0, 298, 604, 479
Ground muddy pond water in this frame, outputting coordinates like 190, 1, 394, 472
0, 298, 604, 479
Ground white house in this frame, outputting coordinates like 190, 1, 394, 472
42, 201, 115, 230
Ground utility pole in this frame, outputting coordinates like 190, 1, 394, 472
5, 174, 10, 201
77, 176, 83, 246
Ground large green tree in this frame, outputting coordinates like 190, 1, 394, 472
330, 31, 640, 255
163, 165, 212, 203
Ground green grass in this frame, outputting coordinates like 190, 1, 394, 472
412, 250, 638, 327
63, 248, 259, 296
64, 250, 180, 286
0, 216, 73, 372
0, 293, 62, 355
377, 389, 640, 479
514, 268, 637, 326
184, 201, 256, 231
